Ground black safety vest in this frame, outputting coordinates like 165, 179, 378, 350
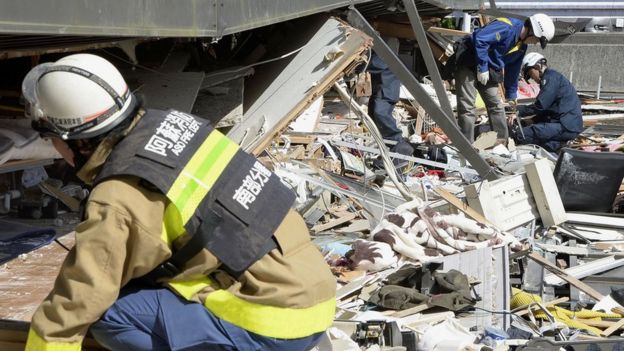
96, 109, 295, 278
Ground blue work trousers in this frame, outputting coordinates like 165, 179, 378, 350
90, 284, 324, 351
514, 122, 579, 152
367, 53, 403, 142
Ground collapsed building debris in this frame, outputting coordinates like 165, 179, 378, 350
0, 1, 623, 351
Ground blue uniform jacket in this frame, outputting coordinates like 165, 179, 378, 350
518, 68, 583, 133
471, 18, 527, 99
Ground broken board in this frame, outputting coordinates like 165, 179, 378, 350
227, 15, 371, 154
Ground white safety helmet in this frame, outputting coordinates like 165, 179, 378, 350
22, 53, 136, 140
521, 52, 547, 80
529, 13, 555, 49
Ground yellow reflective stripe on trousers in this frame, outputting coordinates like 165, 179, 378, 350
204, 290, 336, 339
167, 130, 239, 224
25, 329, 82, 351
169, 276, 212, 300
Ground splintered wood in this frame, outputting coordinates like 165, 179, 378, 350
0, 233, 73, 321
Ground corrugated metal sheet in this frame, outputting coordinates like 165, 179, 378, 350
357, 0, 476, 18
0, 0, 372, 37
0, 0, 483, 38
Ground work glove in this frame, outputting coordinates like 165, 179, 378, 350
477, 70, 489, 85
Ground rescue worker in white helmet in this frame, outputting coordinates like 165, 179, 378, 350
452, 13, 555, 143
23, 53, 336, 351
507, 52, 583, 152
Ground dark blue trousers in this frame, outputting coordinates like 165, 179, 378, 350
514, 122, 579, 152
90, 285, 324, 351
367, 53, 403, 142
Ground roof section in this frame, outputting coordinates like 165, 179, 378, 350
0, 0, 371, 37
0, 0, 481, 37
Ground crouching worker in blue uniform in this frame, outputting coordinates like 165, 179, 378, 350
22, 53, 336, 351
508, 53, 583, 152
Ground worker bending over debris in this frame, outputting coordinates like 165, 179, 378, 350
453, 14, 555, 143
22, 54, 336, 351
508, 52, 583, 152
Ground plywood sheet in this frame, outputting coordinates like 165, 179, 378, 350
0, 233, 73, 321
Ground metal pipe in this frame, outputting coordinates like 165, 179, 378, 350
462, 12, 472, 33
597, 75, 602, 99
332, 81, 415, 200
403, 0, 453, 117
330, 139, 479, 175
0, 190, 20, 214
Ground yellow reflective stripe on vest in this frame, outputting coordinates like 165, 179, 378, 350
507, 40, 523, 54
25, 328, 82, 351
496, 17, 512, 26
205, 290, 336, 339
161, 202, 185, 245
167, 130, 239, 224
494, 17, 522, 55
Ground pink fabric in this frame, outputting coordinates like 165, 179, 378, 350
579, 144, 624, 152
517, 80, 540, 99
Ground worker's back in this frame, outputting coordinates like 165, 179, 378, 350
539, 68, 583, 133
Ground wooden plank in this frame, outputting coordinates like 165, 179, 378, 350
39, 180, 80, 212
311, 212, 357, 233
611, 306, 624, 315
525, 159, 567, 227
528, 252, 605, 301
576, 319, 619, 329
427, 26, 470, 36
601, 318, 624, 337
515, 297, 569, 317
536, 243, 589, 256
372, 20, 416, 39
281, 135, 316, 145
433, 187, 495, 226
390, 303, 432, 318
